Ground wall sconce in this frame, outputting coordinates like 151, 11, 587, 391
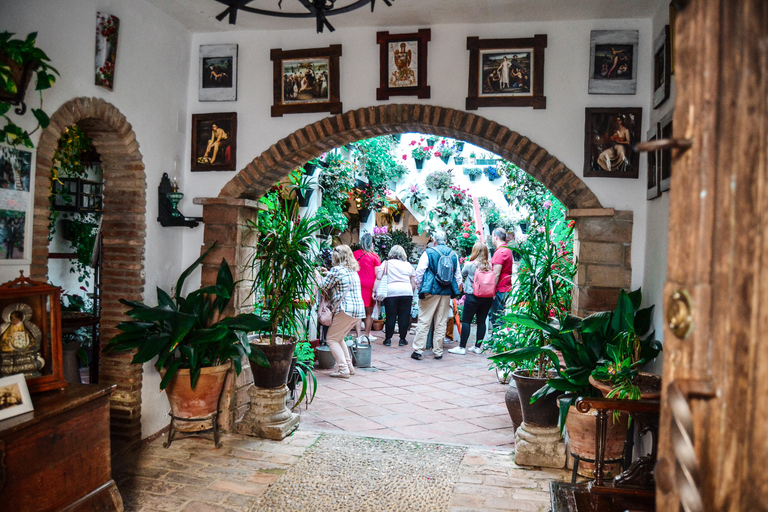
157, 173, 202, 228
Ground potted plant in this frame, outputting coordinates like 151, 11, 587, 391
287, 340, 317, 410
0, 31, 59, 148
409, 140, 433, 169
288, 169, 317, 207
434, 139, 454, 164
246, 189, 327, 388
401, 184, 429, 213
483, 165, 501, 182
463, 167, 483, 182
315, 205, 349, 236
424, 169, 453, 192
104, 243, 270, 425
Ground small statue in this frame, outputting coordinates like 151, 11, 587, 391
0, 303, 44, 378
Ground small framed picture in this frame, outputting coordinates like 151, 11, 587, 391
376, 29, 431, 100
95, 12, 120, 90
0, 373, 34, 421
0, 146, 31, 262
583, 107, 642, 179
646, 124, 661, 200
588, 30, 638, 95
466, 35, 547, 110
659, 110, 674, 192
199, 44, 238, 102
653, 26, 671, 109
191, 112, 237, 172
271, 45, 342, 117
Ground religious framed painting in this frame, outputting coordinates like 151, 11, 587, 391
653, 25, 671, 109
271, 45, 342, 117
646, 124, 661, 200
659, 109, 674, 192
466, 35, 547, 110
190, 112, 237, 172
583, 107, 642, 179
376, 29, 431, 100
199, 44, 238, 102
588, 30, 638, 95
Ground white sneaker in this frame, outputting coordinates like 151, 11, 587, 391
448, 347, 466, 355
469, 346, 483, 354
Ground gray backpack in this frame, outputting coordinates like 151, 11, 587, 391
430, 247, 455, 287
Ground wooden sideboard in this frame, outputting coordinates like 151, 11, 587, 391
0, 384, 123, 512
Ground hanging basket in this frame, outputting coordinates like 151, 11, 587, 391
297, 189, 313, 207
359, 209, 372, 223
414, 158, 424, 170
440, 156, 450, 165
455, 141, 465, 152
454, 156, 464, 165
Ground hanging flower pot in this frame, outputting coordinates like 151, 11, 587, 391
303, 162, 317, 176
469, 174, 477, 182
359, 208, 372, 223
426, 137, 437, 147
440, 155, 450, 165
455, 141, 465, 152
414, 158, 424, 170
393, 212, 402, 223
392, 134, 402, 142
297, 189, 313, 207
454, 156, 464, 165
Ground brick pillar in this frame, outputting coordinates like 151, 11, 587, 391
195, 197, 262, 432
569, 209, 633, 317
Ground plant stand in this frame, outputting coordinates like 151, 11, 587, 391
235, 384, 299, 441
514, 422, 566, 468
164, 411, 220, 449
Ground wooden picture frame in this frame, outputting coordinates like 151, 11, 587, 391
466, 35, 547, 110
199, 44, 238, 102
94, 12, 120, 91
0, 274, 65, 394
653, 25, 671, 109
646, 124, 661, 200
588, 30, 638, 95
376, 29, 431, 100
583, 107, 642, 179
271, 45, 342, 117
191, 112, 237, 172
669, 1, 677, 75
659, 110, 674, 192
0, 373, 34, 421
0, 146, 31, 262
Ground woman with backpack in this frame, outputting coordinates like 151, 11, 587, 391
448, 241, 496, 355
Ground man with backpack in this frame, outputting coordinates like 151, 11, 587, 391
411, 231, 461, 360
489, 227, 515, 332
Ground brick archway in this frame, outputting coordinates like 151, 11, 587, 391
32, 97, 146, 445
202, 105, 633, 430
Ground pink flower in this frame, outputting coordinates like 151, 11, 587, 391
462, 233, 469, 238
567, 220, 575, 229
410, 185, 418, 193
402, 155, 408, 160
543, 200, 552, 210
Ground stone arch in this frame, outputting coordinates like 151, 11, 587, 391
199, 104, 633, 432
32, 97, 146, 446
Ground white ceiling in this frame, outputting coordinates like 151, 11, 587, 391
147, 0, 659, 33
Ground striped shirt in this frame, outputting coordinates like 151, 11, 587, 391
321, 265, 366, 319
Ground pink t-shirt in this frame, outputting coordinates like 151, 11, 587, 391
491, 244, 514, 293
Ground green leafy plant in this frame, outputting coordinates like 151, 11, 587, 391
389, 229, 415, 261
104, 243, 270, 390
315, 205, 348, 234
290, 340, 317, 410
319, 151, 355, 210
463, 167, 483, 177
247, 191, 327, 344
400, 184, 428, 212
410, 141, 433, 161
483, 165, 501, 180
0, 31, 59, 148
356, 136, 407, 186
424, 169, 453, 191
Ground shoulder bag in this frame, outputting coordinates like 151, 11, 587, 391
375, 261, 389, 300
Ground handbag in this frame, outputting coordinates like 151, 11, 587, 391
375, 261, 389, 300
318, 290, 347, 327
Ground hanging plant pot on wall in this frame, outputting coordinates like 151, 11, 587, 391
414, 158, 424, 170
454, 156, 464, 165
303, 162, 317, 176
297, 189, 313, 207
440, 155, 450, 165
455, 141, 465, 152
359, 209, 372, 223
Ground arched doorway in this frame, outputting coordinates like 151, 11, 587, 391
200, 104, 634, 430
32, 97, 147, 445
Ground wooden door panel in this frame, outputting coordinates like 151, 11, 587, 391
658, 1, 768, 511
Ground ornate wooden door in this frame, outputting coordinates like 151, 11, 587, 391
656, 0, 768, 510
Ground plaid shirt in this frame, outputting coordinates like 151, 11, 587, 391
321, 266, 366, 319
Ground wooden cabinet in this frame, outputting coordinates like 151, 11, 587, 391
0, 384, 123, 511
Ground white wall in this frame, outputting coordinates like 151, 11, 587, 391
3, 1, 668, 437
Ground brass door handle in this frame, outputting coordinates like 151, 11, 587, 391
667, 289, 694, 339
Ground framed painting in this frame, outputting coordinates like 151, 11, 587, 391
466, 35, 547, 110
0, 146, 31, 261
95, 12, 120, 90
583, 107, 642, 179
271, 45, 342, 117
376, 29, 431, 100
653, 25, 671, 109
659, 110, 674, 192
191, 112, 237, 172
0, 373, 34, 421
646, 124, 661, 200
588, 30, 638, 95
199, 44, 238, 102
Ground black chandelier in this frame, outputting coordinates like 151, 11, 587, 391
214, 0, 395, 33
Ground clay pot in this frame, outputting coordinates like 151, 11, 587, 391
164, 362, 230, 420
504, 381, 523, 433
372, 319, 384, 331
563, 400, 628, 478
512, 370, 560, 428
251, 340, 297, 389
589, 372, 662, 399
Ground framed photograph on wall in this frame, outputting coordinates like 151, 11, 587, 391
199, 44, 238, 102
659, 110, 674, 192
583, 107, 642, 179
191, 112, 237, 172
466, 35, 547, 110
0, 373, 34, 421
646, 124, 661, 200
653, 25, 671, 109
271, 45, 342, 117
376, 29, 431, 100
0, 146, 31, 261
588, 30, 638, 95
95, 12, 120, 90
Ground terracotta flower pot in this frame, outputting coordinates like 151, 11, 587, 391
164, 362, 230, 420
589, 372, 662, 399
372, 319, 384, 331
504, 381, 523, 433
563, 400, 628, 478
512, 369, 560, 428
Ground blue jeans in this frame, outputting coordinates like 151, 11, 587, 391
489, 291, 508, 332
